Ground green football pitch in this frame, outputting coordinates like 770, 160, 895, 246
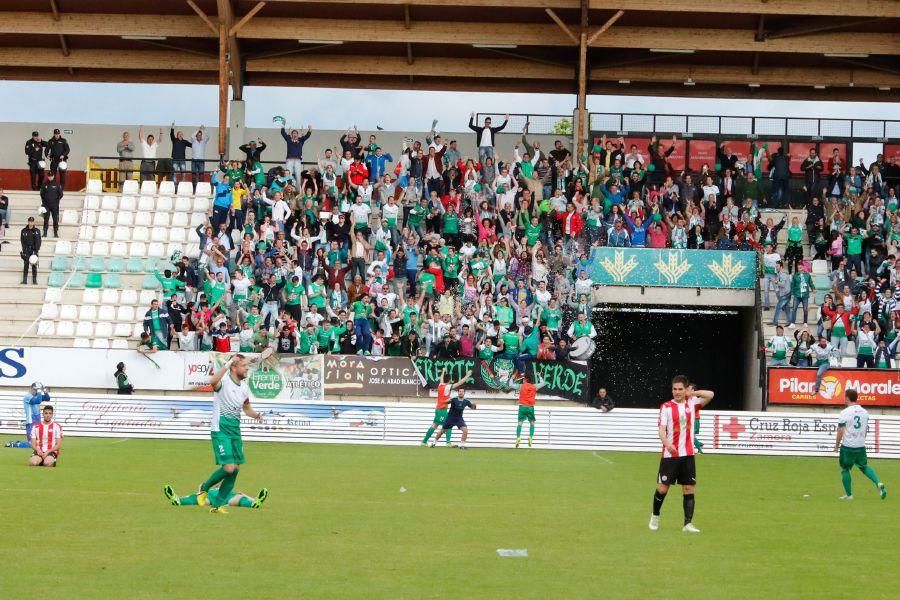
1, 438, 897, 599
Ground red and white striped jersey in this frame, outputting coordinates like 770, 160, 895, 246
658, 397, 700, 458
32, 420, 63, 454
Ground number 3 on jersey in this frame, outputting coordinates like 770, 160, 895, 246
854, 416, 861, 429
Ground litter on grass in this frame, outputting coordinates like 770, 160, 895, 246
497, 549, 528, 558
399, 486, 407, 493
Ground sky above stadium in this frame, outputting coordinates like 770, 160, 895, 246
0, 81, 896, 129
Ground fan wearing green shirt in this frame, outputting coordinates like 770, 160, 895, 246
351, 295, 375, 355
845, 227, 867, 276
203, 270, 229, 306
282, 275, 305, 322
154, 269, 186, 298
442, 206, 460, 247
442, 247, 461, 293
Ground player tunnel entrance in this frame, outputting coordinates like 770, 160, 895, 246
589, 305, 755, 411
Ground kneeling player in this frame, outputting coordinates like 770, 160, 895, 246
649, 376, 713, 533
164, 484, 269, 509
29, 405, 62, 468
430, 387, 476, 450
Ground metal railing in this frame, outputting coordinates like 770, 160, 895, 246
475, 113, 573, 137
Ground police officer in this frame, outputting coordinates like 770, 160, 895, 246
25, 131, 47, 191
45, 128, 70, 189
20, 216, 41, 285
39, 171, 63, 238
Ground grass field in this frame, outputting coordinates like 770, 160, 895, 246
1, 438, 898, 599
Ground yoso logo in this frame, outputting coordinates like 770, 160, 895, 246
819, 375, 842, 401
249, 368, 283, 399
0, 348, 27, 379
188, 363, 211, 375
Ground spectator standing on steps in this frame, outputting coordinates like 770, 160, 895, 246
190, 125, 209, 191
25, 130, 47, 191
170, 123, 193, 183
468, 112, 509, 166
20, 216, 41, 285
116, 131, 135, 190
771, 261, 792, 327
45, 128, 70, 190
39, 172, 63, 238
138, 126, 162, 183
239, 137, 266, 163
0, 188, 10, 245
282, 125, 312, 182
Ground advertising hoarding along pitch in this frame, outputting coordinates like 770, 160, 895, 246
767, 367, 900, 407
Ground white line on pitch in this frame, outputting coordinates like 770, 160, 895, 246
592, 451, 614, 464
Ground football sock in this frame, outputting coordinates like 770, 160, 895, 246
179, 494, 199, 506
214, 471, 238, 507
841, 470, 853, 496
238, 496, 255, 508
444, 429, 451, 444
652, 491, 667, 516
683, 493, 695, 525
516, 423, 523, 438
422, 427, 435, 444
529, 422, 535, 438
201, 467, 228, 492
860, 466, 881, 487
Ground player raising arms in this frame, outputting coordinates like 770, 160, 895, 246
834, 388, 887, 500
649, 375, 714, 533
196, 352, 265, 514
164, 484, 269, 509
430, 386, 477, 450
422, 367, 472, 447
515, 371, 546, 448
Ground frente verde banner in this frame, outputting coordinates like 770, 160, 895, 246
589, 248, 757, 289
413, 357, 589, 402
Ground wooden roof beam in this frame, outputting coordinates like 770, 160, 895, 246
764, 16, 884, 40
587, 9, 624, 46
545, 8, 578, 45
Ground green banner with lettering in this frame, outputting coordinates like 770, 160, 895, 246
589, 248, 757, 288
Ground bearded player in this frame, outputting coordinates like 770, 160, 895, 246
421, 367, 472, 447
649, 375, 714, 533
196, 353, 264, 514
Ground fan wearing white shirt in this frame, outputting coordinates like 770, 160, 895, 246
137, 125, 162, 183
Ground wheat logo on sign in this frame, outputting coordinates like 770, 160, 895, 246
598, 250, 638, 283
654, 252, 692, 284
707, 254, 747, 286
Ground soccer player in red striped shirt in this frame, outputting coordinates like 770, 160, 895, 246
649, 375, 714, 533
28, 405, 63, 468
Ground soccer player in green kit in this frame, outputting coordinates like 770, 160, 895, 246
164, 484, 269, 509
195, 353, 265, 514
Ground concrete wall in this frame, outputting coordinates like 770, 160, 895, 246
0, 121, 565, 173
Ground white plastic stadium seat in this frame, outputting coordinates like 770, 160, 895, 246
120, 289, 138, 305
134, 211, 152, 227
94, 225, 112, 241
75, 241, 91, 256
132, 226, 150, 242
194, 182, 211, 197
132, 323, 145, 338
44, 288, 62, 303
73, 338, 90, 348
156, 196, 174, 212
158, 180, 176, 196
59, 304, 77, 320
116, 211, 134, 226
56, 321, 75, 337
86, 179, 103, 194
192, 197, 210, 212
184, 245, 200, 259
98, 305, 116, 322
140, 180, 157, 196
122, 180, 139, 195
79, 305, 97, 321
75, 321, 94, 338
166, 243, 184, 257
81, 210, 97, 225
116, 306, 135, 322
101, 195, 118, 211
137, 196, 155, 212
139, 290, 157, 305
100, 289, 119, 305
111, 339, 129, 349
189, 213, 205, 227
84, 195, 100, 210
151, 227, 168, 242
169, 228, 185, 243
78, 226, 94, 241
54, 240, 72, 255
40, 303, 59, 319
82, 289, 100, 304
98, 210, 115, 226
113, 226, 131, 241
129, 242, 146, 257
148, 242, 165, 258
176, 181, 193, 196
61, 210, 78, 225
37, 321, 55, 336
113, 324, 133, 338
120, 196, 137, 211
92, 241, 110, 257
152, 212, 170, 227
110, 242, 128, 257
91, 337, 110, 349
174, 197, 192, 212
171, 212, 189, 227
811, 260, 828, 275
187, 227, 200, 243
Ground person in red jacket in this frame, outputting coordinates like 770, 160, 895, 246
556, 203, 583, 247
647, 219, 668, 248
347, 157, 369, 188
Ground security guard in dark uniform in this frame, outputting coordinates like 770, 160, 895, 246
20, 216, 41, 285
39, 171, 63, 238
45, 128, 70, 189
25, 131, 47, 191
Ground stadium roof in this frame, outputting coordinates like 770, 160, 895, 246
1, 0, 898, 102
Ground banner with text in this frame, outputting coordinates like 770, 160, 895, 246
589, 248, 757, 288
184, 352, 324, 403
413, 356, 589, 402
767, 367, 900, 407
323, 355, 422, 396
